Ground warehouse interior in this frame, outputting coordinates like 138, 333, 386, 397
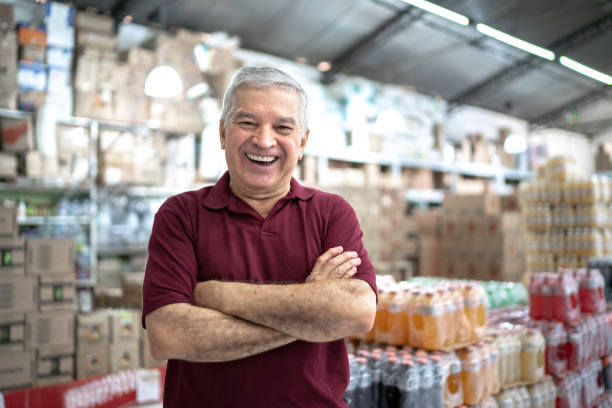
0, 0, 611, 406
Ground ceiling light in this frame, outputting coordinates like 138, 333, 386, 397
144, 65, 183, 98
296, 57, 308, 64
559, 56, 612, 85
503, 133, 527, 154
401, 0, 469, 26
318, 61, 332, 72
123, 15, 133, 24
476, 23, 555, 61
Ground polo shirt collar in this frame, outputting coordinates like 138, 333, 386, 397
202, 171, 314, 210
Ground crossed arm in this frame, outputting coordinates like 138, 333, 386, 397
145, 247, 376, 363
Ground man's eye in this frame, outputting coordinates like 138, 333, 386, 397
276, 125, 293, 133
239, 121, 257, 127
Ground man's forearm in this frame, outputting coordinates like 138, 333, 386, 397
195, 279, 376, 342
146, 303, 295, 362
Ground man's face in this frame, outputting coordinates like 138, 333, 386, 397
220, 86, 309, 199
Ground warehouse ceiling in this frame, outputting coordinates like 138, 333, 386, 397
69, 0, 612, 137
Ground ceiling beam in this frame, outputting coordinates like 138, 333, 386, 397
531, 85, 612, 127
450, 12, 612, 106
321, 6, 423, 83
112, 0, 172, 23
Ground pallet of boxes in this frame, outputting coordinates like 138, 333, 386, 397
0, 203, 77, 389
440, 192, 525, 281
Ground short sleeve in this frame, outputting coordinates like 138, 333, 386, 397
322, 196, 378, 301
142, 204, 198, 328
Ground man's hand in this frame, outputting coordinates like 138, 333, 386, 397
305, 246, 361, 282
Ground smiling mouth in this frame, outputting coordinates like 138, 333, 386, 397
246, 153, 278, 165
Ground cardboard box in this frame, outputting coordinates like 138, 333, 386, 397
108, 309, 141, 343
0, 4, 14, 30
34, 346, 74, 386
0, 152, 17, 178
21, 151, 59, 179
0, 313, 26, 352
77, 311, 109, 346
109, 340, 139, 373
76, 31, 117, 51
0, 206, 17, 237
0, 91, 17, 109
0, 275, 35, 313
0, 116, 33, 152
44, 2, 75, 49
75, 12, 114, 35
37, 276, 75, 311
0, 350, 33, 390
0, 237, 25, 275
27, 310, 75, 352
76, 342, 109, 379
0, 29, 18, 56
415, 210, 443, 237
17, 24, 46, 47
19, 44, 45, 63
418, 237, 443, 276
26, 238, 75, 278
18, 90, 46, 111
74, 90, 113, 120
442, 193, 501, 216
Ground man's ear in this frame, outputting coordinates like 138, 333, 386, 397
299, 129, 310, 159
219, 120, 226, 149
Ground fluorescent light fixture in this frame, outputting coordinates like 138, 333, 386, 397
144, 65, 183, 98
476, 23, 555, 61
401, 0, 469, 26
559, 56, 612, 85
504, 133, 527, 154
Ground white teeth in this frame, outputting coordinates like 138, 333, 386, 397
246, 153, 276, 163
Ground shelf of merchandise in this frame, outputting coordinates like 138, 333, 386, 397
97, 245, 148, 257
17, 215, 91, 225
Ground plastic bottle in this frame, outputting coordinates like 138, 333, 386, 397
430, 355, 444, 408
579, 268, 606, 314
521, 329, 545, 382
443, 352, 463, 408
463, 284, 487, 341
376, 288, 393, 345
511, 331, 523, 384
487, 338, 500, 395
346, 355, 359, 407
460, 346, 483, 405
408, 290, 425, 349
567, 323, 583, 371
529, 383, 543, 408
554, 270, 580, 324
423, 291, 445, 350
382, 356, 400, 408
370, 353, 383, 408
356, 357, 373, 408
545, 322, 567, 376
496, 334, 509, 386
439, 288, 454, 346
389, 288, 407, 346
529, 274, 543, 320
398, 359, 416, 408
450, 284, 470, 344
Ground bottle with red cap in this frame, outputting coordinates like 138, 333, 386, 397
554, 269, 580, 324
529, 274, 544, 320
579, 268, 606, 314
544, 322, 568, 376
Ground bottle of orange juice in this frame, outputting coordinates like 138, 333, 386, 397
487, 338, 500, 395
521, 329, 545, 382
438, 288, 453, 347
388, 288, 407, 346
375, 288, 392, 345
423, 290, 445, 350
459, 346, 484, 405
463, 284, 487, 341
451, 284, 470, 344
443, 351, 463, 408
409, 290, 425, 349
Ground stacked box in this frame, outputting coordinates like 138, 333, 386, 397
76, 311, 110, 379
0, 25, 18, 110
55, 124, 89, 183
16, 23, 47, 111
108, 309, 141, 372
73, 12, 117, 120
25, 237, 76, 386
98, 129, 165, 185
415, 209, 444, 277
0, 205, 35, 391
0, 116, 34, 152
112, 47, 153, 123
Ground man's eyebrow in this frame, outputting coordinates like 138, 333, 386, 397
277, 117, 298, 126
232, 111, 258, 121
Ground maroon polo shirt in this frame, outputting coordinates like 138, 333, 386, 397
142, 171, 376, 407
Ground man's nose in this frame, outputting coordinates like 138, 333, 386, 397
253, 125, 276, 148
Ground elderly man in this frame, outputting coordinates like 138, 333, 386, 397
143, 66, 377, 407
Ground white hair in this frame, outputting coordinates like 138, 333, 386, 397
221, 66, 309, 136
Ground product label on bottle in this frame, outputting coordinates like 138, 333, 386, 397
585, 279, 602, 289
389, 303, 402, 313
531, 395, 542, 406
524, 342, 542, 353
462, 360, 480, 372
546, 335, 560, 346
421, 304, 443, 316
568, 333, 582, 344
450, 362, 461, 375
464, 297, 481, 308
445, 300, 455, 313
